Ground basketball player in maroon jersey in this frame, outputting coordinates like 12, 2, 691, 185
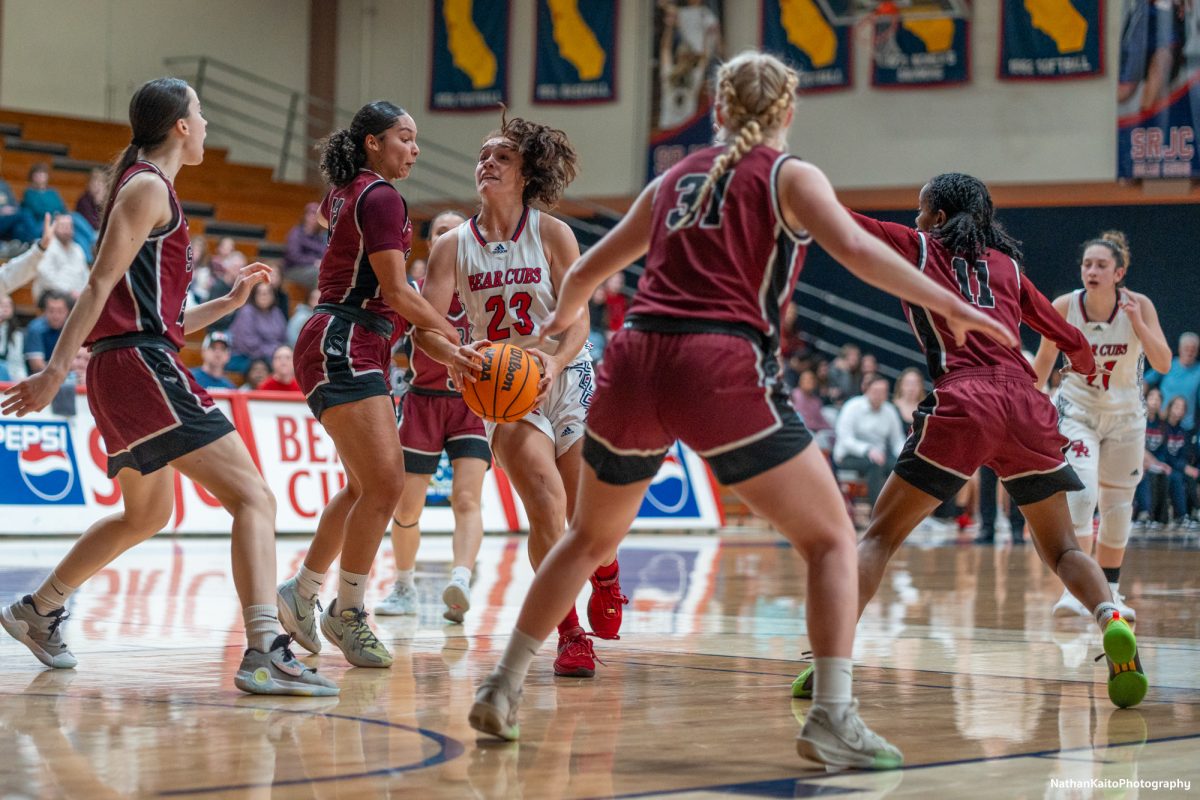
0, 78, 336, 696
787, 173, 1147, 710
276, 101, 459, 669
415, 114, 627, 678
467, 52, 1018, 769
374, 210, 492, 624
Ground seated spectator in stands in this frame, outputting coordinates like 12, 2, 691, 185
210, 236, 239, 276
0, 213, 51, 295
187, 234, 215, 305
20, 163, 67, 222
287, 287, 320, 346
23, 290, 72, 373
587, 285, 609, 360
239, 358, 270, 392
282, 202, 325, 289
826, 343, 861, 405
68, 346, 90, 388
205, 248, 245, 331
1156, 396, 1195, 528
408, 257, 428, 281
74, 168, 106, 230
258, 344, 301, 392
191, 330, 236, 390
833, 376, 905, 505
35, 215, 88, 301
265, 258, 291, 315
0, 292, 25, 381
228, 281, 288, 373
0, 154, 39, 245
857, 352, 879, 395
791, 368, 832, 451
1145, 332, 1200, 430
1135, 387, 1168, 526
892, 366, 925, 427
604, 272, 627, 339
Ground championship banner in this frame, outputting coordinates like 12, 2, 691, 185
648, 0, 725, 179
761, 0, 852, 94
428, 0, 509, 111
871, 13, 969, 88
1117, 0, 1200, 179
533, 0, 618, 105
999, 0, 1102, 81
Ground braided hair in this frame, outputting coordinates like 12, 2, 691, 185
924, 173, 1023, 263
319, 101, 407, 187
485, 109, 578, 208
1081, 230, 1131, 287
668, 51, 798, 232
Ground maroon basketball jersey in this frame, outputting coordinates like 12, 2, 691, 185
86, 161, 192, 347
399, 280, 470, 394
318, 170, 413, 334
631, 144, 810, 341
852, 213, 1094, 381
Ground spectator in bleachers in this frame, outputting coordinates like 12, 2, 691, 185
204, 247, 245, 331
23, 290, 71, 373
0, 154, 39, 246
287, 287, 319, 346
282, 202, 325, 290
20, 163, 67, 222
790, 368, 832, 448
228, 281, 288, 373
239, 358, 270, 392
0, 212, 51, 294
210, 236, 239, 276
858, 352, 879, 395
258, 344, 301, 392
1135, 387, 1168, 527
191, 330, 236, 390
34, 215, 88, 301
1145, 331, 1200, 430
891, 366, 924, 427
826, 342, 861, 405
833, 376, 905, 505
0, 292, 25, 381
187, 233, 215, 305
68, 345, 90, 388
73, 168, 106, 231
587, 285, 608, 360
264, 258, 291, 315
1155, 395, 1195, 528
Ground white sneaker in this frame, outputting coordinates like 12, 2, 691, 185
277, 577, 322, 654
469, 673, 522, 741
1052, 589, 1090, 619
1, 596, 76, 669
442, 576, 471, 624
235, 634, 340, 696
320, 600, 393, 668
375, 582, 419, 616
796, 700, 903, 770
1110, 585, 1136, 624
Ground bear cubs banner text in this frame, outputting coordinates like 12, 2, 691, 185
534, 0, 618, 104
762, 0, 852, 94
429, 0, 509, 111
999, 0, 1103, 81
872, 14, 970, 88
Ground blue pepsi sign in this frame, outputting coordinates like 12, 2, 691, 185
638, 443, 701, 519
0, 420, 86, 505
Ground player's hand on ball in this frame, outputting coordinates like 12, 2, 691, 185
524, 347, 555, 406
451, 341, 488, 384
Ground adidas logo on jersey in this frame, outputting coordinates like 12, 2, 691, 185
489, 242, 508, 255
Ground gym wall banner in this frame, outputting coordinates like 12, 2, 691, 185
428, 0, 510, 111
0, 389, 723, 535
998, 0, 1103, 81
871, 12, 969, 88
533, 0, 618, 105
761, 0, 853, 94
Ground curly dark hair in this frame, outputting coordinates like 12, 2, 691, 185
486, 109, 578, 208
319, 100, 406, 187
925, 173, 1023, 264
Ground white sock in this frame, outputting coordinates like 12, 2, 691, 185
495, 628, 542, 692
31, 571, 77, 615
243, 604, 282, 653
1094, 601, 1119, 631
451, 566, 472, 585
339, 569, 369, 612
296, 564, 324, 600
395, 568, 415, 588
812, 657, 854, 720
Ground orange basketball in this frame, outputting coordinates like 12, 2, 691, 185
461, 343, 541, 423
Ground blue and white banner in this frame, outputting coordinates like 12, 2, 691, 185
872, 15, 969, 88
762, 0, 852, 94
533, 0, 618, 105
1000, 0, 1103, 81
428, 0, 509, 112
0, 420, 85, 506
1117, 0, 1200, 178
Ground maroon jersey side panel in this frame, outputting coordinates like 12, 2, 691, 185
87, 162, 192, 347
399, 281, 471, 394
630, 145, 809, 341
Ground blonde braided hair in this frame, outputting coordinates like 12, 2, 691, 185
668, 52, 799, 232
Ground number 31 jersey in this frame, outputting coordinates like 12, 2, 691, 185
455, 207, 579, 358
1057, 289, 1144, 413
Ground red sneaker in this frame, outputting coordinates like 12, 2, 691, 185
587, 573, 628, 640
553, 627, 600, 677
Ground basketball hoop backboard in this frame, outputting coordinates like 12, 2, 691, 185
815, 0, 971, 26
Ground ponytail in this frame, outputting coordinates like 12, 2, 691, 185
319, 101, 407, 187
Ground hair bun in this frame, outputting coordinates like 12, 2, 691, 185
1099, 229, 1131, 267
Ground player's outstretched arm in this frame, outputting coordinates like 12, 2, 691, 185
184, 261, 272, 333
1031, 293, 1072, 386
414, 232, 483, 381
1020, 277, 1095, 376
778, 160, 1017, 349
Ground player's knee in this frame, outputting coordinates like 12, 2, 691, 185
794, 517, 855, 560
1098, 496, 1134, 549
449, 487, 481, 518
125, 494, 174, 538
1067, 485, 1098, 538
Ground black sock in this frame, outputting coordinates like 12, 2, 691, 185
1103, 566, 1121, 584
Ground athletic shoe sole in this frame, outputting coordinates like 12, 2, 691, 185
795, 734, 904, 770
443, 582, 470, 624
234, 668, 341, 697
469, 700, 519, 741
0, 606, 76, 669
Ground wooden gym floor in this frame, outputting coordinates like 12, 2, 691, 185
1, 530, 1197, 798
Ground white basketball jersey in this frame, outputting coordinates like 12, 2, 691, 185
1058, 289, 1144, 412
455, 207, 583, 359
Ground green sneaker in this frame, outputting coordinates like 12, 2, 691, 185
1100, 617, 1147, 709
319, 600, 393, 668
791, 665, 814, 699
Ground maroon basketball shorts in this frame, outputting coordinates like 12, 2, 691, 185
295, 310, 392, 421
87, 342, 235, 478
584, 328, 812, 486
894, 366, 1084, 505
397, 390, 491, 474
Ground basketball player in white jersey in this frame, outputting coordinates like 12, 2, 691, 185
415, 114, 626, 678
1034, 231, 1172, 622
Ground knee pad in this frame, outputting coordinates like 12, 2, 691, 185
1066, 481, 1098, 540
1098, 487, 1135, 550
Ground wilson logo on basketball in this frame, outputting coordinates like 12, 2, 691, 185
0, 422, 86, 505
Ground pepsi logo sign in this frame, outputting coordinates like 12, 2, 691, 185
0, 422, 86, 505
639, 446, 701, 518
